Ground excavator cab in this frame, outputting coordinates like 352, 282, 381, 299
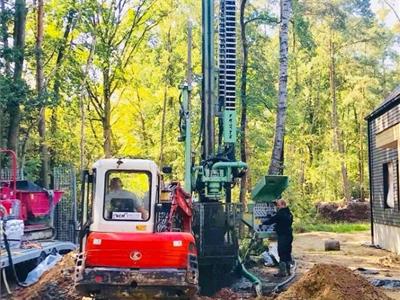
75, 158, 198, 299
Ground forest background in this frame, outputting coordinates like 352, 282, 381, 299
0, 0, 399, 221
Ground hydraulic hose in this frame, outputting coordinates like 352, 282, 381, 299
239, 231, 263, 297
238, 256, 262, 297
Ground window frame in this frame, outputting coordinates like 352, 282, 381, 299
102, 169, 152, 222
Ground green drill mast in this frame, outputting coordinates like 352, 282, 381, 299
179, 0, 248, 294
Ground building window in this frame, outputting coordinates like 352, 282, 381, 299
384, 162, 395, 208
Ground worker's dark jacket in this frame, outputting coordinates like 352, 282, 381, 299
263, 207, 293, 236
263, 207, 293, 262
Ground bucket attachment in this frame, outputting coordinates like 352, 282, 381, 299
251, 175, 289, 203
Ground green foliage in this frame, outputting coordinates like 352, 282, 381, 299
293, 221, 370, 233
0, 75, 29, 106
0, 0, 398, 220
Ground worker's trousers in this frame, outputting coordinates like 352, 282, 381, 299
277, 234, 293, 263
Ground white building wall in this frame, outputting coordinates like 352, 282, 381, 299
374, 223, 400, 254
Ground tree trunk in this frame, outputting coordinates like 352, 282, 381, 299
159, 27, 173, 167
7, 0, 26, 152
53, 7, 75, 101
36, 0, 49, 188
159, 87, 168, 166
329, 36, 350, 201
1, 0, 10, 75
80, 96, 85, 170
0, 0, 7, 148
49, 8, 75, 169
0, 107, 3, 148
49, 108, 57, 168
80, 33, 96, 171
103, 69, 112, 158
239, 0, 249, 208
136, 89, 153, 149
268, 0, 291, 175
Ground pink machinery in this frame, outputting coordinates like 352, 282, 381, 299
0, 149, 63, 238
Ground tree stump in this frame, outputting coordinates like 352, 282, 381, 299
325, 239, 340, 251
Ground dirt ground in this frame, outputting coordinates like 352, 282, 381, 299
293, 231, 400, 299
4, 230, 400, 299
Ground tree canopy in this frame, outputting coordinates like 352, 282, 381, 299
0, 0, 399, 217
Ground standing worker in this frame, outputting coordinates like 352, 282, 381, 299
262, 199, 293, 277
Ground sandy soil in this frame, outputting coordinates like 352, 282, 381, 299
293, 231, 400, 299
4, 230, 400, 299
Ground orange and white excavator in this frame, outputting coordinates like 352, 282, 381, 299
75, 159, 198, 299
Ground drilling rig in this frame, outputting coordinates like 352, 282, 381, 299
75, 0, 289, 298
179, 0, 248, 294
180, 0, 289, 294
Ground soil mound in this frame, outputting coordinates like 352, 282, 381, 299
316, 201, 370, 222
12, 251, 80, 300
379, 254, 400, 268
277, 263, 391, 300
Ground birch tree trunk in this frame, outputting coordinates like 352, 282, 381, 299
329, 36, 350, 201
7, 0, 26, 152
239, 0, 249, 208
268, 0, 291, 175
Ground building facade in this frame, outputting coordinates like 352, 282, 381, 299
367, 86, 400, 253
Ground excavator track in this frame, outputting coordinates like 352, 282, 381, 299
75, 267, 198, 299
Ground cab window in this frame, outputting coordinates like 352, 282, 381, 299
104, 171, 151, 221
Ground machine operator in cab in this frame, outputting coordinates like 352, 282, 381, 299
262, 199, 293, 277
105, 177, 148, 220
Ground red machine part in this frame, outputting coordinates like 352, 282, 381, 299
85, 182, 196, 269
85, 232, 196, 269
0, 148, 63, 222
167, 182, 193, 232
17, 191, 63, 220
0, 149, 18, 218
0, 149, 17, 195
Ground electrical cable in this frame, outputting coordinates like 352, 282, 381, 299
2, 219, 28, 287
2, 268, 11, 295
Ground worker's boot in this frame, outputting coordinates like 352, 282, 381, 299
274, 262, 288, 277
285, 262, 291, 276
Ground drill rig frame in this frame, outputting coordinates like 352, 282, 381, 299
179, 0, 248, 294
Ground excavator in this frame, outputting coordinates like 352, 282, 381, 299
75, 0, 288, 298
75, 160, 198, 298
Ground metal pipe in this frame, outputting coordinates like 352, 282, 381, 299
201, 0, 215, 160
211, 161, 247, 170
182, 84, 192, 193
182, 22, 193, 193
367, 120, 374, 245
0, 149, 17, 196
